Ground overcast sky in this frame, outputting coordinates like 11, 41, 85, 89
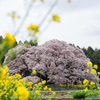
0, 0, 100, 49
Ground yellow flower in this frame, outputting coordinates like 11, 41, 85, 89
91, 69, 96, 74
34, 84, 38, 87
23, 78, 26, 81
90, 82, 95, 86
0, 67, 8, 80
35, 90, 40, 95
44, 86, 48, 90
7, 73, 10, 76
7, 13, 10, 16
87, 62, 92, 67
13, 92, 18, 96
42, 80, 46, 85
5, 33, 16, 46
87, 69, 89, 73
3, 66, 8, 73
84, 87, 88, 92
10, 97, 13, 99
97, 72, 100, 75
27, 82, 33, 87
5, 95, 7, 97
48, 19, 51, 22
27, 26, 31, 30
17, 86, 29, 100
17, 16, 20, 18
98, 86, 100, 90
32, 70, 36, 74
93, 65, 98, 69
41, 0, 44, 2
49, 88, 52, 91
27, 24, 39, 35
83, 79, 89, 85
53, 92, 56, 96
28, 24, 38, 30
52, 14, 60, 22
68, 0, 71, 2
31, 24, 37, 29
12, 15, 15, 19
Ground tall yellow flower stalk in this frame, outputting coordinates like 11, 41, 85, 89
84, 62, 100, 90
0, 33, 16, 80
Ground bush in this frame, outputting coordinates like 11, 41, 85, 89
24, 40, 38, 46
72, 90, 87, 99
86, 90, 100, 99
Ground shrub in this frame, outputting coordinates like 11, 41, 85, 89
86, 90, 100, 99
72, 90, 87, 99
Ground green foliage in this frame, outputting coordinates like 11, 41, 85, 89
3, 39, 38, 65
0, 36, 3, 43
86, 90, 100, 99
82, 46, 100, 72
0, 35, 17, 64
3, 43, 27, 65
24, 39, 38, 46
69, 43, 75, 47
72, 90, 87, 99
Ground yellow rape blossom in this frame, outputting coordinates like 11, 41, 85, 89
27, 24, 39, 30
53, 92, 56, 96
3, 66, 8, 73
48, 19, 51, 22
7, 13, 10, 16
52, 14, 60, 22
7, 73, 10, 76
49, 88, 52, 91
17, 86, 29, 100
84, 87, 88, 92
87, 62, 92, 67
41, 0, 44, 2
44, 86, 48, 90
5, 33, 16, 46
98, 86, 100, 90
32, 70, 36, 74
35, 90, 40, 95
27, 24, 39, 36
27, 82, 33, 87
87, 69, 89, 73
90, 82, 95, 86
34, 84, 38, 87
97, 72, 100, 75
91, 69, 96, 74
42, 80, 46, 85
93, 65, 98, 69
0, 66, 8, 80
13, 92, 18, 96
17, 16, 20, 19
83, 79, 89, 85
12, 15, 15, 19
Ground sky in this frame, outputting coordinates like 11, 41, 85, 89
0, 0, 100, 49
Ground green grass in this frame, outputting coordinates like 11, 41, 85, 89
41, 90, 81, 99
